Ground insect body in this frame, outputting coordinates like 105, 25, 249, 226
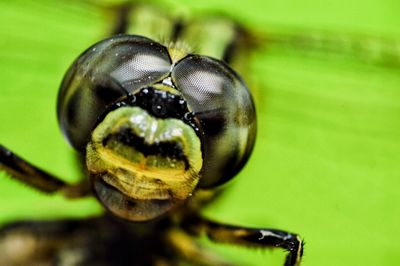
0, 3, 303, 266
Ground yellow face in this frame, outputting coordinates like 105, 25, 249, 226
86, 106, 202, 221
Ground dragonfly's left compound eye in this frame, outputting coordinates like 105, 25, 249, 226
57, 35, 256, 221
58, 35, 172, 150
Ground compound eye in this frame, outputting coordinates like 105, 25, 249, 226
78, 35, 172, 91
97, 36, 172, 90
172, 55, 256, 187
58, 35, 172, 150
172, 55, 236, 113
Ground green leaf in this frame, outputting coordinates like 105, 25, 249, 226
1, 1, 399, 265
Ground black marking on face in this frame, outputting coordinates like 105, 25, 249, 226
134, 87, 188, 119
103, 127, 190, 170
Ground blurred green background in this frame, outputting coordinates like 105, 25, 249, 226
1, 0, 400, 265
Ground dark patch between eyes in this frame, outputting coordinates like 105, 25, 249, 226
103, 127, 190, 170
134, 87, 188, 119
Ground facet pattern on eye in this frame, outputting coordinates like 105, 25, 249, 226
89, 36, 172, 92
173, 69, 225, 106
172, 55, 233, 112
110, 52, 171, 88
57, 35, 172, 150
171, 55, 256, 187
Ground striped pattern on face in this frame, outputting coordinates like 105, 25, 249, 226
86, 106, 202, 221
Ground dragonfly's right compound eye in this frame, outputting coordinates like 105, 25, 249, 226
171, 55, 257, 187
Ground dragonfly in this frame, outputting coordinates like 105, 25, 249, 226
0, 0, 399, 265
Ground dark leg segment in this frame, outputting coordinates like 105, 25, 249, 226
0, 145, 89, 198
110, 3, 131, 35
183, 215, 303, 266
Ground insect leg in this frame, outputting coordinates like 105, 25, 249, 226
183, 215, 303, 266
109, 3, 131, 35
0, 145, 89, 198
165, 228, 235, 266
